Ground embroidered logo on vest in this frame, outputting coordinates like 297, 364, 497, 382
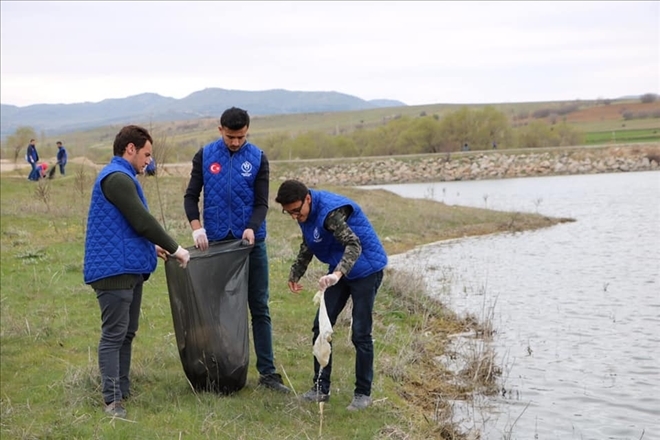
210, 162, 222, 174
313, 227, 322, 243
241, 161, 253, 177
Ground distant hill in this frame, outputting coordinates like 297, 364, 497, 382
0, 88, 406, 137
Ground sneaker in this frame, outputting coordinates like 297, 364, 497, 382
300, 388, 330, 403
258, 373, 290, 393
346, 394, 372, 411
104, 401, 127, 418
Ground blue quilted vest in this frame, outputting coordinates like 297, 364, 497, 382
202, 139, 266, 241
300, 189, 388, 279
84, 157, 157, 284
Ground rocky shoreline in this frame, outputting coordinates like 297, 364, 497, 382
272, 143, 660, 186
4, 144, 657, 185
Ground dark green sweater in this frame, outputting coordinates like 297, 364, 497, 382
90, 172, 180, 291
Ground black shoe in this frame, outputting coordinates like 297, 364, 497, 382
258, 373, 290, 393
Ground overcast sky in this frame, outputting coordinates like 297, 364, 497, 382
1, 1, 658, 107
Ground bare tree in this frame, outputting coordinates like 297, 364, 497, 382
5, 126, 38, 166
146, 123, 173, 229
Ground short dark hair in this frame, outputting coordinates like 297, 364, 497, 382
56, 141, 62, 146
113, 125, 153, 156
220, 107, 250, 130
275, 179, 309, 205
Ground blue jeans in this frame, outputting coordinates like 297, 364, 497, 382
28, 162, 40, 181
247, 239, 276, 376
95, 279, 143, 404
311, 270, 384, 396
59, 163, 66, 175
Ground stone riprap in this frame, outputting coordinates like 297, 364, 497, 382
274, 144, 660, 186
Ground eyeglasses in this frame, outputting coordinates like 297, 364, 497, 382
282, 200, 304, 217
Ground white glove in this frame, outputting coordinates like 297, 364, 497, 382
319, 273, 339, 290
192, 228, 208, 250
172, 246, 190, 269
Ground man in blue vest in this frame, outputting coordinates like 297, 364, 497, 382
56, 141, 68, 175
145, 157, 156, 176
183, 107, 289, 393
275, 179, 388, 411
84, 125, 190, 418
26, 139, 40, 181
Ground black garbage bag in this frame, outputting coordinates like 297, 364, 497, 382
165, 239, 252, 394
47, 164, 57, 179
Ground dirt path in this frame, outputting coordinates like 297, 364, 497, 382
0, 160, 30, 173
0, 158, 107, 174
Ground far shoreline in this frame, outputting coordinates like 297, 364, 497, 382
3, 143, 658, 186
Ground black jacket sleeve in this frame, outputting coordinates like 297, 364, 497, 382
183, 148, 204, 223
247, 152, 269, 231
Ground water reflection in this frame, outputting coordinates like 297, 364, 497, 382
364, 171, 660, 439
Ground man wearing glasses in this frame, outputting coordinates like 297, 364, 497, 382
275, 179, 388, 411
183, 107, 290, 394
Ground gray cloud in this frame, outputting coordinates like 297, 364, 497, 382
1, 1, 657, 106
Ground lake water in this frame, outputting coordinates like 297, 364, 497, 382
362, 171, 660, 440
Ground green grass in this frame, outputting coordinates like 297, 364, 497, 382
0, 167, 567, 439
584, 128, 660, 144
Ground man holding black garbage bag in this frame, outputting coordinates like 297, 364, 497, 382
84, 125, 190, 418
183, 106, 289, 393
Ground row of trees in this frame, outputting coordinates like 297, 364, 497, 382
254, 106, 584, 160
1, 106, 585, 163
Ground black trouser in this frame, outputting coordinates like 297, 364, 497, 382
95, 281, 143, 404
312, 270, 383, 396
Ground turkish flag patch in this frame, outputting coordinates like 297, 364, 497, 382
210, 162, 222, 174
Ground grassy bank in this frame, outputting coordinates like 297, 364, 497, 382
584, 128, 659, 144
0, 168, 569, 439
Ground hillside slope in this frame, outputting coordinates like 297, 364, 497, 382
0, 88, 406, 137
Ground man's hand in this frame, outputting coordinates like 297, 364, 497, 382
192, 228, 208, 251
155, 245, 168, 261
171, 246, 190, 269
319, 273, 340, 290
242, 228, 255, 245
288, 281, 304, 294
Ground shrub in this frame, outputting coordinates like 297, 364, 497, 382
532, 108, 551, 119
640, 93, 658, 104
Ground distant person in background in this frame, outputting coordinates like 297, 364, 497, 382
39, 162, 49, 179
84, 124, 190, 419
492, 141, 497, 150
26, 139, 40, 181
462, 143, 470, 152
56, 141, 68, 175
145, 157, 156, 176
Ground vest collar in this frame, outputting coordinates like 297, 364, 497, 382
111, 156, 137, 175
305, 190, 322, 224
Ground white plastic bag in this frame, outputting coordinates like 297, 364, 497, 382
312, 290, 333, 367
